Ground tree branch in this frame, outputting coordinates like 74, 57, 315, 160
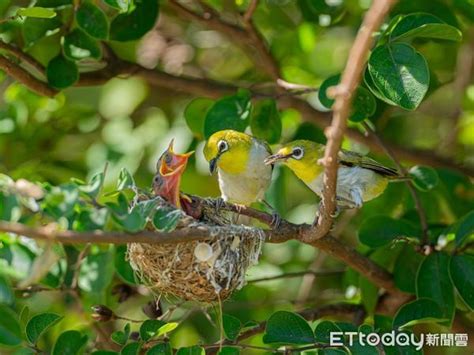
303, 0, 398, 242
0, 40, 46, 76
0, 56, 57, 97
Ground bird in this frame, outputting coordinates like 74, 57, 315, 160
152, 140, 199, 217
264, 140, 402, 209
203, 130, 273, 207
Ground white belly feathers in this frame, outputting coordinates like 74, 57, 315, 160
217, 139, 272, 205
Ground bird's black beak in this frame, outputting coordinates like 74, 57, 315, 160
264, 153, 292, 165
209, 157, 218, 174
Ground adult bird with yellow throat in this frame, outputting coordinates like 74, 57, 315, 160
265, 140, 404, 209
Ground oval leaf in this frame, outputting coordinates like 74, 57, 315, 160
393, 298, 445, 329
76, 2, 109, 40
359, 216, 420, 247
204, 90, 251, 139
455, 211, 474, 247
0, 305, 22, 346
46, 54, 79, 89
121, 342, 141, 355
139, 319, 166, 341
368, 43, 429, 110
416, 252, 455, 324
409, 165, 439, 191
17, 7, 56, 18
449, 254, 474, 310
223, 314, 242, 341
26, 313, 63, 345
184, 98, 213, 139
390, 13, 462, 42
63, 29, 102, 60
52, 330, 88, 355
109, 0, 159, 41
250, 99, 282, 144
0, 274, 14, 306
262, 311, 314, 344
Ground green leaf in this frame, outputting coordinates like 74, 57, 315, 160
360, 276, 378, 314
408, 166, 439, 191
140, 319, 166, 341
250, 99, 282, 144
76, 2, 109, 39
390, 13, 462, 42
79, 249, 115, 302
117, 168, 135, 190
394, 245, 424, 294
0, 305, 22, 346
318, 74, 339, 108
108, 195, 146, 232
350, 87, 377, 122
115, 245, 136, 284
455, 211, 474, 247
109, 0, 159, 41
184, 98, 213, 139
26, 313, 63, 345
0, 274, 14, 306
218, 347, 239, 355
292, 122, 326, 144
318, 74, 376, 121
176, 346, 205, 355
314, 321, 340, 344
22, 17, 62, 46
79, 172, 104, 198
368, 43, 429, 110
416, 252, 455, 324
223, 314, 242, 341
204, 90, 252, 139
147, 343, 172, 355
104, 0, 132, 12
152, 207, 181, 232
46, 54, 79, 89
157, 322, 178, 337
393, 298, 445, 329
348, 324, 378, 355
17, 7, 56, 18
262, 311, 314, 344
359, 216, 419, 247
63, 29, 102, 60
52, 330, 88, 355
121, 342, 141, 355
449, 254, 474, 310
111, 323, 130, 346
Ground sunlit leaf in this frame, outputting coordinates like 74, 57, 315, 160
17, 7, 56, 19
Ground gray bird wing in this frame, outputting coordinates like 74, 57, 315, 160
338, 150, 400, 177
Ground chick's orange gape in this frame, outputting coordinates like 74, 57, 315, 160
152, 140, 198, 218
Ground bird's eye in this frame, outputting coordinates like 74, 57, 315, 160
217, 140, 229, 153
292, 147, 304, 160
153, 175, 163, 187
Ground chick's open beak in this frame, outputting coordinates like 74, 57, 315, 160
154, 148, 193, 208
264, 153, 292, 165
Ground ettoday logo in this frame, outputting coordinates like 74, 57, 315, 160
329, 331, 469, 350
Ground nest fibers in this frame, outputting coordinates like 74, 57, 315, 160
127, 197, 265, 302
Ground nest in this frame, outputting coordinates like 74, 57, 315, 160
127, 197, 264, 302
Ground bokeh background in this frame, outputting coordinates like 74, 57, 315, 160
0, 0, 473, 353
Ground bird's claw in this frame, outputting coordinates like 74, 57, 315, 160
214, 197, 225, 213
270, 212, 282, 229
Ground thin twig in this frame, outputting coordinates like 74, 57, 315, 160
303, 0, 398, 242
0, 41, 46, 75
243, 0, 258, 23
361, 122, 430, 247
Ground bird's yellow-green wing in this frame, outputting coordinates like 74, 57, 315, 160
339, 150, 400, 177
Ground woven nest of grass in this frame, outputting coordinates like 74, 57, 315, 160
127, 197, 264, 302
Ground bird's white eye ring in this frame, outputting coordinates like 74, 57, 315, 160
292, 147, 304, 160
217, 140, 229, 153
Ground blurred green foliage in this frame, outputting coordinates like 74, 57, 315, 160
0, 0, 473, 354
